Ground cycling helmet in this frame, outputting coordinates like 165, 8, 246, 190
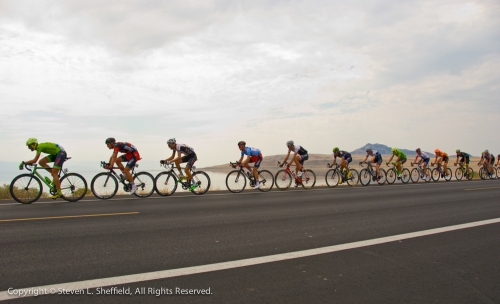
105, 137, 116, 144
484, 149, 489, 154
456, 149, 460, 153
416, 148, 421, 152
332, 147, 339, 152
26, 138, 38, 146
167, 138, 176, 145
365, 146, 372, 152
434, 149, 440, 153
286, 140, 294, 146
391, 147, 397, 152
237, 141, 246, 146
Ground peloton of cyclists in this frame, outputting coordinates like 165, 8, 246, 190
235, 141, 263, 190
412, 148, 430, 179
162, 138, 198, 188
105, 138, 140, 195
360, 147, 383, 182
21, 138, 68, 199
387, 147, 407, 179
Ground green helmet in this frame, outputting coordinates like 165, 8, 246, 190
332, 147, 339, 152
456, 149, 460, 153
26, 138, 38, 146
391, 147, 397, 152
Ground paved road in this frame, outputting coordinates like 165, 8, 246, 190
0, 180, 499, 303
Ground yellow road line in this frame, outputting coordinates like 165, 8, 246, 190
0, 212, 139, 223
464, 186, 500, 191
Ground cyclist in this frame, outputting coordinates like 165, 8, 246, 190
162, 138, 198, 188
479, 150, 496, 178
387, 147, 407, 178
331, 147, 353, 180
20, 138, 67, 199
496, 154, 500, 167
105, 138, 140, 195
432, 149, 449, 178
454, 149, 471, 177
281, 141, 308, 185
360, 147, 382, 182
412, 148, 430, 178
235, 141, 263, 190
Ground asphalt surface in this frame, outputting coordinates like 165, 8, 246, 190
0, 179, 499, 303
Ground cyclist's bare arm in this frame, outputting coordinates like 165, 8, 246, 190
388, 154, 395, 163
108, 151, 119, 168
282, 151, 291, 164
164, 150, 176, 162
24, 152, 42, 165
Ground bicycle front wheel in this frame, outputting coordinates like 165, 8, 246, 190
60, 173, 88, 202
455, 168, 463, 180
410, 168, 420, 183
10, 174, 43, 204
346, 169, 359, 186
301, 169, 316, 189
479, 168, 487, 180
359, 169, 371, 186
325, 169, 340, 188
226, 170, 246, 193
133, 172, 155, 197
154, 172, 178, 196
431, 168, 440, 182
91, 173, 118, 199
377, 169, 387, 185
275, 170, 292, 190
257, 170, 274, 192
191, 171, 210, 195
401, 168, 411, 184
386, 168, 397, 185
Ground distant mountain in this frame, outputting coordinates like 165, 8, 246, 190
350, 143, 435, 156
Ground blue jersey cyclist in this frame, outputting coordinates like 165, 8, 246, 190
331, 147, 352, 178
360, 146, 383, 181
235, 141, 263, 190
412, 148, 430, 178
105, 138, 140, 195
162, 138, 198, 187
21, 138, 68, 199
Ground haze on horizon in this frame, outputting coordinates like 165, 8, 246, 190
1, 0, 499, 168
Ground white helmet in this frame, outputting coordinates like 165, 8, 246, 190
365, 146, 372, 152
286, 140, 294, 146
167, 138, 176, 144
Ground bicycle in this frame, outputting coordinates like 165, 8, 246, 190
225, 162, 274, 193
275, 161, 316, 190
325, 163, 358, 187
410, 162, 431, 183
91, 161, 155, 199
430, 162, 452, 182
454, 162, 474, 181
10, 159, 88, 204
154, 163, 211, 195
359, 162, 387, 186
386, 162, 410, 184
478, 162, 497, 180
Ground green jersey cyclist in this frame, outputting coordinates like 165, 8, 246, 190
20, 138, 67, 199
387, 147, 407, 178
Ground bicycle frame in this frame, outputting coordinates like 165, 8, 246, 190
99, 161, 137, 190
229, 162, 257, 184
278, 161, 307, 183
161, 163, 200, 189
23, 163, 69, 193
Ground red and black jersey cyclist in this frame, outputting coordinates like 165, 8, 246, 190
162, 138, 198, 185
235, 141, 263, 190
105, 138, 141, 194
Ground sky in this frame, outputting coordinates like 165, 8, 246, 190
1, 0, 499, 168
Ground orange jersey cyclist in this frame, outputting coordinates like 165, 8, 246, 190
236, 141, 263, 190
162, 138, 198, 185
432, 149, 449, 177
360, 146, 383, 181
21, 138, 67, 199
281, 141, 309, 178
105, 138, 141, 194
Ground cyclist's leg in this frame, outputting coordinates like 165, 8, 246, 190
242, 156, 253, 172
340, 158, 348, 172
119, 154, 135, 183
443, 156, 449, 175
38, 156, 53, 172
253, 155, 263, 182
298, 154, 309, 176
292, 155, 302, 175
396, 157, 402, 173
51, 151, 67, 192
375, 155, 382, 177
182, 154, 197, 180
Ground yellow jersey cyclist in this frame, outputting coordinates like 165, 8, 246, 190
479, 150, 496, 179
454, 149, 471, 176
162, 138, 198, 187
20, 138, 67, 199
105, 138, 141, 195
235, 141, 263, 190
281, 141, 309, 186
360, 147, 383, 182
387, 147, 407, 179
413, 148, 430, 179
331, 147, 353, 179
432, 149, 449, 178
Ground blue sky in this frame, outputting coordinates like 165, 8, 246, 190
1, 0, 499, 167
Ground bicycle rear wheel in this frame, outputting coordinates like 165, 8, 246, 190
257, 170, 274, 192
133, 172, 155, 197
325, 169, 340, 188
466, 168, 474, 180
455, 168, 463, 180
359, 169, 371, 186
275, 170, 292, 190
226, 170, 246, 193
401, 168, 411, 184
191, 171, 210, 195
346, 169, 359, 186
386, 168, 397, 185
60, 173, 88, 202
301, 169, 316, 189
91, 173, 118, 199
154, 172, 178, 196
377, 169, 387, 185
10, 174, 43, 204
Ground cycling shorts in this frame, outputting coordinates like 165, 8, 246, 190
422, 158, 430, 165
343, 156, 352, 164
442, 156, 449, 163
490, 157, 496, 165
46, 150, 67, 170
249, 154, 263, 168
400, 158, 407, 164
372, 153, 382, 165
299, 153, 309, 165
120, 151, 141, 168
181, 153, 198, 168
460, 155, 470, 165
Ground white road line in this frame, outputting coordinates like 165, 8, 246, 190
1, 217, 498, 301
